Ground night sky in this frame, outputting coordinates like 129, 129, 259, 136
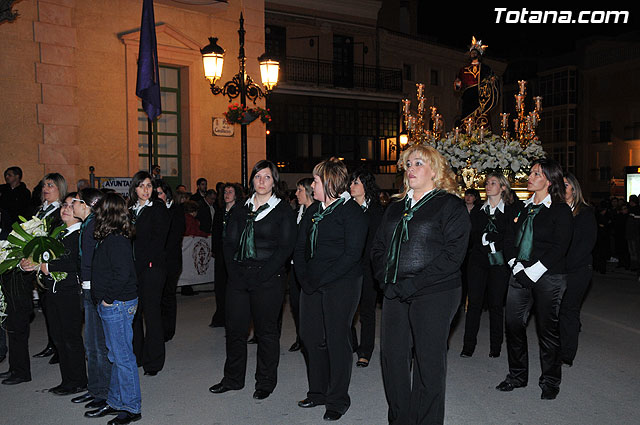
416, 4, 640, 61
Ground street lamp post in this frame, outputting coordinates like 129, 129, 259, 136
201, 13, 279, 188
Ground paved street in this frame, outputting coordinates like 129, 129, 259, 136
2, 267, 639, 425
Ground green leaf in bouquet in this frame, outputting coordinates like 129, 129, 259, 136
49, 224, 67, 239
0, 258, 21, 274
23, 236, 65, 263
6, 233, 27, 248
10, 221, 34, 243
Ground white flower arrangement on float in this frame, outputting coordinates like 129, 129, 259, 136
427, 131, 545, 174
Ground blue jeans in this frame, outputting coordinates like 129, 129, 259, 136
98, 298, 141, 414
84, 289, 111, 400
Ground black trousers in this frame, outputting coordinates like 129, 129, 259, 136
559, 266, 592, 364
463, 261, 510, 353
354, 269, 378, 360
504, 273, 566, 390
45, 289, 87, 389
299, 277, 362, 414
133, 265, 167, 373
161, 264, 181, 341
211, 255, 228, 326
289, 267, 301, 341
381, 286, 460, 425
222, 274, 285, 392
2, 271, 33, 379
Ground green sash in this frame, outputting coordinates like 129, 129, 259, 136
305, 198, 345, 261
234, 202, 270, 261
514, 203, 543, 262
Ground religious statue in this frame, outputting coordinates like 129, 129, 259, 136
454, 36, 500, 130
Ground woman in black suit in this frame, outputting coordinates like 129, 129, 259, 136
209, 161, 295, 400
371, 145, 470, 425
294, 158, 369, 422
461, 173, 517, 359
209, 182, 243, 328
23, 192, 87, 394
349, 167, 383, 368
129, 171, 169, 376
155, 180, 185, 342
497, 158, 573, 400
558, 172, 597, 366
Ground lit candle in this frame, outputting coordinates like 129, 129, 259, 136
454, 127, 460, 141
416, 83, 424, 99
501, 112, 509, 128
479, 126, 485, 140
402, 99, 411, 115
534, 96, 543, 112
518, 80, 527, 95
515, 94, 524, 110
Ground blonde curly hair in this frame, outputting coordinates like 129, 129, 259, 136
395, 145, 458, 199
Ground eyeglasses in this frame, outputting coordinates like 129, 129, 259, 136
71, 198, 86, 205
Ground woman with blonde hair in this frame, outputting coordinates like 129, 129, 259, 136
294, 158, 368, 421
461, 172, 518, 359
371, 144, 470, 424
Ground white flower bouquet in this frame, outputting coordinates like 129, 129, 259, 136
0, 216, 68, 283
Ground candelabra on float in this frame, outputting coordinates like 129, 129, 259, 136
513, 80, 542, 147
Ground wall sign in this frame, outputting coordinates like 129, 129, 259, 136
213, 117, 234, 137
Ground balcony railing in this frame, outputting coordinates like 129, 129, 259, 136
281, 56, 403, 92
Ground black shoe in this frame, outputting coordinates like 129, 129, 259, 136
489, 351, 501, 358
562, 358, 573, 367
51, 385, 87, 396
33, 345, 55, 358
356, 358, 369, 367
144, 371, 158, 376
208, 382, 239, 394
298, 398, 324, 408
541, 386, 559, 400
0, 354, 6, 363
253, 389, 270, 400
496, 380, 526, 392
323, 410, 342, 421
181, 286, 196, 296
107, 411, 142, 425
2, 376, 31, 385
86, 399, 107, 409
247, 336, 257, 344
72, 392, 94, 404
49, 353, 59, 364
84, 405, 121, 418
289, 341, 301, 352
460, 348, 474, 358
0, 370, 12, 379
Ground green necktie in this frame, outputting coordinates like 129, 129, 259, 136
483, 206, 504, 266
37, 204, 55, 219
234, 202, 271, 261
305, 198, 345, 261
384, 189, 443, 284
514, 203, 544, 262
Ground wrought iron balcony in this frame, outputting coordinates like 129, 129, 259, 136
280, 56, 403, 92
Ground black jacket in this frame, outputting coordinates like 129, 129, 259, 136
467, 201, 518, 266
165, 202, 186, 270
371, 191, 471, 299
44, 228, 80, 293
293, 199, 369, 294
91, 233, 138, 305
131, 201, 170, 276
224, 199, 296, 289
79, 216, 97, 282
566, 205, 597, 271
0, 182, 31, 225
363, 202, 383, 280
504, 200, 573, 275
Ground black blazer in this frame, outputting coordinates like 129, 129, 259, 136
45, 229, 80, 293
165, 202, 186, 271
224, 199, 296, 288
91, 233, 138, 305
293, 199, 369, 294
467, 201, 518, 266
131, 201, 170, 276
566, 205, 597, 271
504, 200, 573, 275
371, 191, 471, 298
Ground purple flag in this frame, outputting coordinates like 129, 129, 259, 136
136, 0, 162, 121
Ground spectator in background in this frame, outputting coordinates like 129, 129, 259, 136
190, 178, 208, 205
0, 166, 32, 225
176, 184, 187, 194
196, 189, 216, 234
77, 179, 90, 191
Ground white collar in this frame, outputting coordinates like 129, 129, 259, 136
524, 194, 552, 208
166, 200, 173, 208
131, 199, 152, 212
322, 191, 351, 209
64, 222, 82, 236
245, 193, 280, 221
42, 200, 60, 210
407, 188, 436, 207
482, 198, 505, 214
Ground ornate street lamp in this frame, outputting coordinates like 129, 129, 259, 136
201, 13, 279, 188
